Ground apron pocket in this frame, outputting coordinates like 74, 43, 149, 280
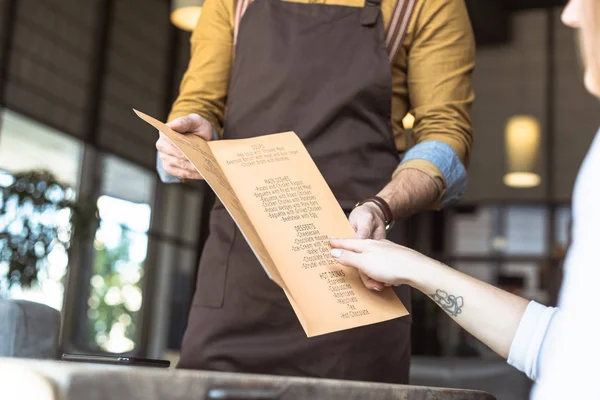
192, 209, 236, 308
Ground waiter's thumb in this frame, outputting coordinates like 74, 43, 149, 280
168, 113, 213, 141
353, 224, 373, 240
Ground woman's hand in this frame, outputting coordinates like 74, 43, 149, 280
329, 237, 436, 288
330, 238, 531, 362
347, 202, 388, 291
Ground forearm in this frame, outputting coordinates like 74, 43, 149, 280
412, 261, 529, 359
168, 0, 233, 133
377, 168, 440, 218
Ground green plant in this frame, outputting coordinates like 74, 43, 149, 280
0, 170, 98, 295
87, 223, 142, 352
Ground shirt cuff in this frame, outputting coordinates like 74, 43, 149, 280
156, 153, 181, 183
394, 159, 445, 206
508, 301, 557, 381
397, 140, 468, 207
156, 128, 219, 183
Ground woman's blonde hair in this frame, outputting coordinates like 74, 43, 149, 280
581, 0, 600, 94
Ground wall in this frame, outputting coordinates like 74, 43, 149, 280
3, 0, 98, 139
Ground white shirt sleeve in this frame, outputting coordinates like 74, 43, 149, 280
530, 130, 600, 399
507, 301, 557, 381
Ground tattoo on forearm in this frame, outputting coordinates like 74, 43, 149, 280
430, 289, 464, 317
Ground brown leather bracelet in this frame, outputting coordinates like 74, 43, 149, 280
354, 195, 396, 231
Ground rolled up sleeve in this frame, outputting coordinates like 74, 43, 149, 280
157, 0, 233, 183
508, 301, 557, 381
399, 0, 475, 206
397, 141, 467, 207
168, 0, 233, 130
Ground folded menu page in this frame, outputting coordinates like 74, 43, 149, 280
135, 109, 408, 337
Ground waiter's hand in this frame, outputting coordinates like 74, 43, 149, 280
348, 203, 388, 292
156, 113, 213, 180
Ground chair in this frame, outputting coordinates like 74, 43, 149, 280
0, 299, 61, 359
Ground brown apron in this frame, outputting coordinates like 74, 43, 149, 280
178, 0, 412, 383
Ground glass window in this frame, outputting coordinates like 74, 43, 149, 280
0, 109, 83, 188
503, 206, 547, 255
0, 109, 83, 310
500, 262, 548, 304
85, 155, 155, 353
451, 206, 495, 255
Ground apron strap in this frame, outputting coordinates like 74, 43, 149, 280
232, 0, 417, 64
384, 0, 417, 63
360, 0, 382, 27
233, 0, 251, 53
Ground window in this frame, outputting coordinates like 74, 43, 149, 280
451, 205, 549, 257
0, 110, 84, 189
155, 184, 205, 351
451, 206, 496, 256
0, 109, 83, 310
84, 154, 155, 353
503, 206, 547, 255
121, 181, 209, 358
441, 203, 568, 357
500, 262, 547, 303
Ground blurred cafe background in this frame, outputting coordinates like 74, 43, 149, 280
0, 1, 595, 399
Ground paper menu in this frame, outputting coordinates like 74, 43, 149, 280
136, 110, 408, 337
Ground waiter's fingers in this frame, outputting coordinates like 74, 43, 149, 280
160, 153, 194, 171
162, 163, 202, 180
371, 225, 387, 241
167, 114, 213, 141
156, 134, 184, 157
167, 114, 202, 133
359, 271, 385, 292
353, 224, 373, 240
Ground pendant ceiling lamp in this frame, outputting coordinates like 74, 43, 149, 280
504, 115, 541, 188
171, 0, 204, 31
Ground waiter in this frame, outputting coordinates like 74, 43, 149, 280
156, 0, 474, 383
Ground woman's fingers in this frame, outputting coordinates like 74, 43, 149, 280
329, 237, 370, 253
330, 248, 385, 291
330, 247, 363, 267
